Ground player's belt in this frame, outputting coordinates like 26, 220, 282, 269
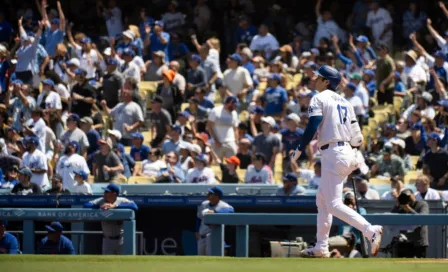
103, 235, 122, 240
320, 141, 345, 151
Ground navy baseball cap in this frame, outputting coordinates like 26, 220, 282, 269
303, 61, 317, 70
188, 97, 200, 104
74, 68, 87, 76
177, 111, 191, 118
282, 173, 298, 182
314, 65, 341, 90
68, 141, 80, 152
251, 106, 264, 114
311, 48, 320, 55
224, 96, 238, 104
171, 125, 182, 134
42, 79, 55, 87
51, 18, 60, 25
122, 48, 135, 57
190, 54, 202, 63
428, 132, 441, 142
411, 123, 423, 130
80, 37, 91, 44
438, 100, 448, 110
131, 132, 144, 140
385, 123, 396, 130
363, 70, 375, 77
194, 154, 209, 163
107, 58, 118, 66
346, 82, 357, 91
356, 35, 369, 43
19, 167, 33, 177
154, 20, 164, 27
229, 53, 242, 64
67, 113, 80, 122
45, 221, 63, 232
25, 136, 39, 145
208, 186, 224, 198
73, 170, 88, 180
12, 79, 24, 86
435, 51, 446, 59
268, 73, 281, 83
103, 184, 120, 194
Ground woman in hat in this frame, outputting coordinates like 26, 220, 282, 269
391, 138, 412, 171
156, 69, 183, 121
274, 45, 299, 72
143, 51, 168, 81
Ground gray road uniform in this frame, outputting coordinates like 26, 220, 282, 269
196, 200, 234, 255
84, 197, 138, 255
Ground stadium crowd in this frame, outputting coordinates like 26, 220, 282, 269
0, 0, 446, 201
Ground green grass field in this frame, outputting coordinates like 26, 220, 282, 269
1, 256, 448, 272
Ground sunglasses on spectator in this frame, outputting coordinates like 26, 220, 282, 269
150, 152, 158, 155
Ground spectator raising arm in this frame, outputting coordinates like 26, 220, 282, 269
439, 1, 448, 19
427, 18, 446, 50
56, 1, 66, 31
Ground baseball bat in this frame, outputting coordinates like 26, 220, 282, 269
351, 175, 369, 258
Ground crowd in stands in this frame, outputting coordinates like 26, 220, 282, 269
0, 0, 446, 200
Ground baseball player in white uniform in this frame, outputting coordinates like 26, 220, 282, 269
83, 184, 138, 255
291, 65, 383, 258
196, 187, 234, 255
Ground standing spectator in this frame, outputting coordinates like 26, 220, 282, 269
162, 125, 185, 155
169, 61, 186, 94
236, 15, 257, 46
422, 133, 448, 189
167, 33, 189, 62
101, 88, 144, 146
101, 58, 123, 109
11, 167, 42, 195
240, 48, 255, 76
37, 222, 74, 255
263, 73, 287, 117
207, 96, 239, 160
375, 44, 395, 105
313, 0, 343, 47
15, 18, 43, 85
236, 138, 252, 170
415, 174, 441, 200
253, 116, 281, 170
143, 51, 168, 81
21, 136, 50, 190
348, 0, 369, 33
6, 81, 36, 131
37, 79, 62, 118
198, 45, 221, 95
55, 141, 89, 192
83, 184, 138, 255
223, 54, 253, 101
42, 1, 66, 57
72, 170, 92, 195
149, 96, 172, 148
0, 220, 19, 254
80, 117, 101, 162
366, 0, 393, 50
402, 2, 426, 42
186, 154, 216, 184
44, 174, 70, 195
118, 49, 140, 83
93, 138, 124, 183
145, 21, 170, 62
156, 69, 183, 120
66, 32, 99, 80
60, 114, 89, 157
193, 0, 211, 33
97, 0, 123, 39
186, 54, 207, 99
161, 1, 186, 33
244, 153, 274, 184
426, 17, 448, 58
249, 24, 279, 59
281, 113, 305, 172
70, 69, 96, 118
276, 173, 306, 196
130, 133, 150, 162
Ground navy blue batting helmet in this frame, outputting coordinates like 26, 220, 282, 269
314, 65, 341, 90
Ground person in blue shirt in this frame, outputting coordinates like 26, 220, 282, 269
80, 117, 101, 170
0, 166, 19, 189
0, 49, 11, 96
263, 73, 288, 116
167, 32, 189, 62
363, 69, 376, 97
130, 132, 150, 161
281, 113, 306, 172
139, 9, 155, 40
235, 15, 257, 46
115, 30, 134, 55
145, 20, 170, 62
156, 151, 185, 183
162, 125, 185, 155
0, 12, 13, 43
428, 51, 448, 91
394, 71, 406, 96
0, 220, 19, 254
195, 87, 214, 110
37, 221, 75, 255
241, 47, 255, 76
42, 1, 66, 57
237, 123, 254, 144
113, 144, 135, 179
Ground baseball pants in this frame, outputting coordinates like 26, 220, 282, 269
102, 236, 123, 255
315, 143, 377, 252
213, 142, 237, 160
197, 234, 212, 256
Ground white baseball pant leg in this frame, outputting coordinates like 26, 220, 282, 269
102, 237, 123, 255
315, 144, 377, 252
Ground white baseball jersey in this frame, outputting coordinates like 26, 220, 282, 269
308, 90, 356, 148
37, 91, 62, 110
72, 181, 92, 195
244, 165, 274, 184
21, 149, 49, 189
56, 154, 90, 191
186, 167, 216, 184
197, 200, 234, 236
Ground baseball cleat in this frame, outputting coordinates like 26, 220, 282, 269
299, 247, 330, 258
370, 225, 383, 257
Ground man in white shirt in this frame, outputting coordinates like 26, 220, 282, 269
415, 174, 441, 201
207, 96, 239, 160
402, 50, 427, 88
21, 136, 50, 191
56, 141, 90, 192
37, 79, 62, 113
402, 92, 436, 120
313, 0, 343, 47
343, 83, 365, 122
249, 24, 279, 59
98, 0, 123, 38
366, 0, 393, 51
161, 0, 186, 32
118, 48, 140, 83
223, 54, 253, 100
23, 108, 46, 153
186, 154, 216, 184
